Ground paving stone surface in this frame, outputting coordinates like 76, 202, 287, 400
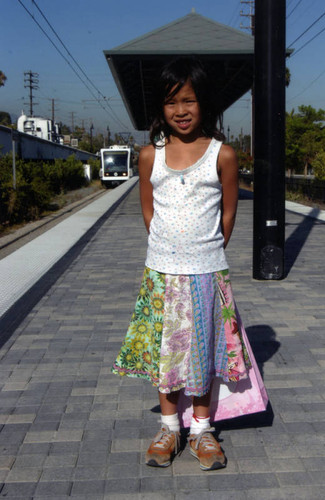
0, 185, 324, 499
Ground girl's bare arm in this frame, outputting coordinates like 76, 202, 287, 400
139, 145, 155, 233
218, 145, 239, 248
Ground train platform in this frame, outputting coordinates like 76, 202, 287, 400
0, 181, 324, 499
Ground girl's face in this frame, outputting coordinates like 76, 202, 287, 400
163, 80, 202, 139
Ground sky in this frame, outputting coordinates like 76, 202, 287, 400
1, 0, 325, 144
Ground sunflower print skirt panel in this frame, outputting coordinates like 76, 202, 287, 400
111, 267, 251, 397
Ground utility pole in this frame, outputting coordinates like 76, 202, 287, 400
90, 124, 94, 152
24, 71, 39, 116
70, 112, 75, 133
240, 0, 255, 34
51, 99, 55, 122
240, 1, 255, 156
253, 0, 286, 280
118, 132, 130, 145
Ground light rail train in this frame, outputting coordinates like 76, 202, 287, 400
100, 145, 134, 187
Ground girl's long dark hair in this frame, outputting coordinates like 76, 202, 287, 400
149, 57, 225, 147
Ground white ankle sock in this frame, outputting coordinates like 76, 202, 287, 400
190, 415, 210, 435
161, 413, 180, 432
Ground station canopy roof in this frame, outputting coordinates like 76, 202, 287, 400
104, 11, 255, 130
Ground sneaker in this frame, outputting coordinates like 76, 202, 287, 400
145, 425, 180, 467
188, 428, 226, 471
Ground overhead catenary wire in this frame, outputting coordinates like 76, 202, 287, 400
228, 1, 240, 27
286, 6, 325, 101
287, 0, 304, 20
31, 1, 104, 99
288, 11, 325, 48
290, 25, 325, 58
287, 67, 325, 102
286, 0, 296, 9
16, 1, 107, 116
31, 0, 127, 129
17, 0, 128, 131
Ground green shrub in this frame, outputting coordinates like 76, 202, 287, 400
56, 155, 87, 191
237, 150, 253, 172
0, 154, 89, 228
88, 157, 101, 180
311, 151, 325, 180
43, 162, 63, 194
10, 183, 50, 223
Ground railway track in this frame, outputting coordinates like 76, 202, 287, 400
0, 187, 107, 260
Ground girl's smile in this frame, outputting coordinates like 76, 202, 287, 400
163, 80, 202, 138
175, 119, 191, 130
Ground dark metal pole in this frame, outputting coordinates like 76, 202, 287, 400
253, 0, 286, 280
90, 124, 94, 152
12, 135, 16, 190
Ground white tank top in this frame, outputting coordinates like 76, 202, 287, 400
145, 138, 228, 275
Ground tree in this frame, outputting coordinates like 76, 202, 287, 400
0, 70, 7, 87
0, 111, 11, 126
286, 105, 325, 175
229, 134, 251, 154
311, 151, 325, 180
114, 133, 121, 144
79, 132, 105, 153
285, 67, 291, 88
73, 125, 85, 141
237, 150, 253, 172
58, 122, 71, 135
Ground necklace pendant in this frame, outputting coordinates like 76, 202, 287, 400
180, 174, 185, 185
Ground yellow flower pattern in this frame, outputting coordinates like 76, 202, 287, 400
112, 267, 251, 395
112, 268, 165, 385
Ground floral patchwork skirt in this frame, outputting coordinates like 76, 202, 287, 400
112, 267, 251, 397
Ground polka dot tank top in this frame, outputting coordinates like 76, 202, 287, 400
145, 138, 228, 275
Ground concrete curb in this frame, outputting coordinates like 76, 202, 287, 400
0, 187, 107, 250
285, 200, 325, 222
0, 177, 138, 318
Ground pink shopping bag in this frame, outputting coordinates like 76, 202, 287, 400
178, 316, 269, 428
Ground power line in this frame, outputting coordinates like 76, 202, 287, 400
228, 1, 240, 26
290, 25, 325, 58
39, 1, 127, 130
287, 15, 325, 101
287, 0, 304, 19
287, 0, 296, 9
288, 11, 325, 47
17, 0, 128, 130
31, 1, 103, 100
287, 67, 325, 102
17, 2, 101, 109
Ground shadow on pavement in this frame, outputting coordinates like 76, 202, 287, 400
150, 324, 280, 432
238, 188, 253, 200
285, 208, 323, 277
246, 324, 281, 380
238, 189, 324, 279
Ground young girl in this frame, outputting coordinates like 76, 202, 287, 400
112, 58, 256, 471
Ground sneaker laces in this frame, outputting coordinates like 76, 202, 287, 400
188, 427, 219, 451
153, 425, 180, 454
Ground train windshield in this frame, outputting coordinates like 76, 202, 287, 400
103, 151, 128, 176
